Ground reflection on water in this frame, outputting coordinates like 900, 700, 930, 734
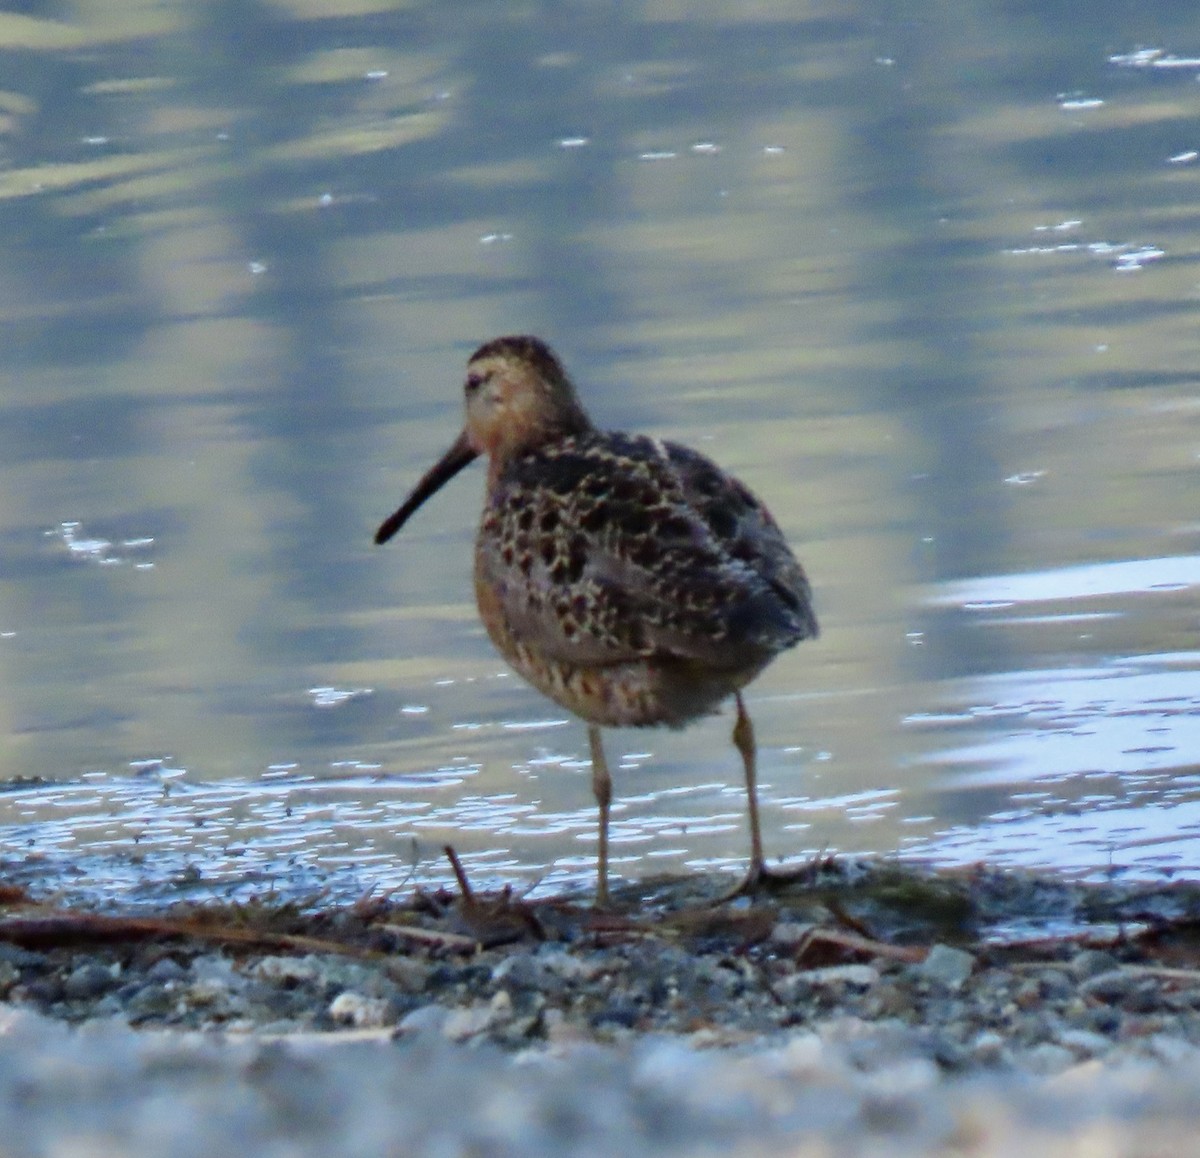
1, 1, 1200, 902
932, 556, 1200, 606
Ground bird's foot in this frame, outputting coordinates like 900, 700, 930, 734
718, 859, 816, 902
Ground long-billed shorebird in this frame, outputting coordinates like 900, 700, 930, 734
375, 336, 817, 904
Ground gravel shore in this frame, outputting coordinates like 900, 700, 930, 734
4, 857, 1200, 1155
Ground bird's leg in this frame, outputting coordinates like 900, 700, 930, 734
731, 691, 774, 893
587, 725, 612, 907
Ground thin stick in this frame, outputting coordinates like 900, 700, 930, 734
443, 844, 475, 903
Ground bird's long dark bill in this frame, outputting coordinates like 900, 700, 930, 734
374, 430, 479, 545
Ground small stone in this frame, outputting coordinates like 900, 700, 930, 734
189, 955, 240, 985
14, 977, 64, 1005
328, 991, 391, 1028
494, 1013, 541, 1046
124, 985, 177, 1020
1012, 978, 1043, 1011
1079, 970, 1137, 1004
1056, 1028, 1111, 1060
1021, 1042, 1075, 1074
187, 977, 235, 1007
63, 963, 118, 1001
918, 945, 975, 992
1069, 949, 1119, 980
691, 957, 742, 994
1145, 1034, 1198, 1066
252, 956, 324, 985
769, 921, 817, 949
491, 954, 539, 988
808, 964, 880, 989
536, 948, 605, 983
1122, 980, 1164, 1015
590, 1001, 640, 1030
382, 956, 429, 992
542, 1007, 587, 1045
860, 1055, 940, 1097
775, 964, 879, 1004
1073, 1004, 1122, 1035
860, 982, 913, 1019
1064, 996, 1090, 1019
1034, 968, 1073, 1001
144, 957, 186, 984
970, 1030, 1008, 1065
0, 944, 46, 969
396, 1003, 448, 1036
442, 1002, 498, 1042
83, 994, 125, 1021
929, 1036, 972, 1071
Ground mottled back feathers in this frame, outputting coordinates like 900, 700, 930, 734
475, 429, 816, 674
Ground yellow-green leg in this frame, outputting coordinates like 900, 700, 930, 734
732, 691, 769, 889
587, 724, 612, 906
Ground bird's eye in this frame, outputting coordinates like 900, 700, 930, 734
465, 370, 486, 395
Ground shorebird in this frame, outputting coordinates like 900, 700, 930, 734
375, 336, 817, 904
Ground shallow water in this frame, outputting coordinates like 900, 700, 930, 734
1, 3, 1199, 904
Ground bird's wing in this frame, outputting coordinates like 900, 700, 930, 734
477, 432, 814, 670
662, 440, 818, 641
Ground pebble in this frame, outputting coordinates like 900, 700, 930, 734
918, 944, 975, 991
1057, 1028, 1115, 1059
397, 1003, 449, 1036
491, 953, 539, 988
253, 955, 327, 984
0, 961, 19, 996
769, 921, 817, 948
809, 963, 881, 989
776, 963, 879, 1003
443, 1002, 501, 1042
145, 956, 187, 983
1023, 1042, 1077, 1074
1070, 949, 1120, 979
6, 862, 1200, 1153
0, 943, 46, 969
970, 1030, 1009, 1066
62, 962, 118, 1000
328, 991, 391, 1028
4, 1002, 1199, 1157
1080, 970, 1139, 1003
